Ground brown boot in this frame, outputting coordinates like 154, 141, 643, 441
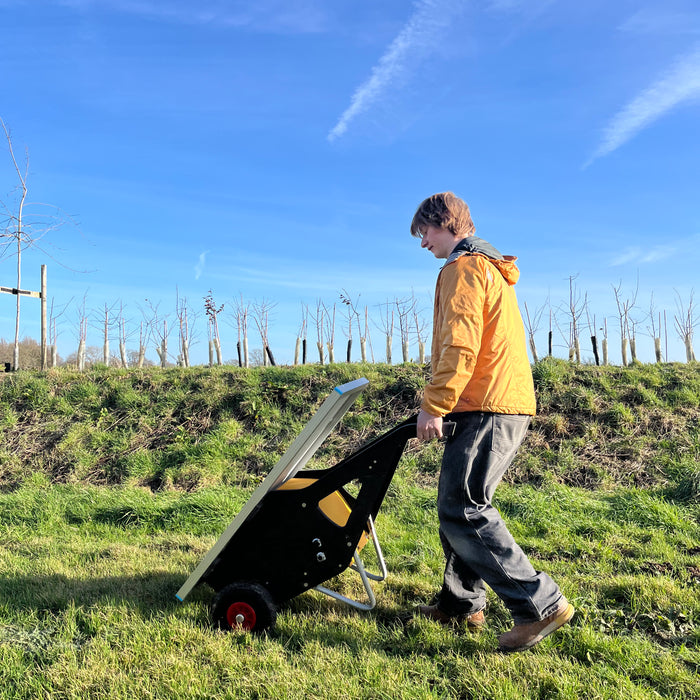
498, 598, 574, 652
415, 604, 486, 630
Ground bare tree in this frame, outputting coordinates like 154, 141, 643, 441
394, 296, 416, 363
204, 290, 224, 366
312, 299, 325, 364
363, 306, 374, 362
646, 294, 663, 363
0, 120, 28, 370
414, 304, 429, 364
295, 304, 308, 365
47, 296, 70, 368
563, 275, 586, 363
90, 301, 120, 366
523, 300, 546, 364
340, 292, 372, 363
584, 301, 600, 366
629, 312, 644, 364
1, 120, 75, 370
252, 299, 276, 366
143, 299, 171, 368
112, 302, 142, 368
136, 302, 160, 368
136, 320, 150, 368
175, 290, 198, 367
612, 280, 639, 367
674, 290, 697, 362
324, 302, 336, 364
552, 312, 573, 362
128, 348, 154, 368
376, 300, 395, 364
74, 294, 89, 371
601, 317, 609, 366
116, 303, 127, 367
103, 304, 111, 365
228, 294, 251, 368
339, 291, 359, 363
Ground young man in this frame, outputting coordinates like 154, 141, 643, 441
411, 192, 573, 652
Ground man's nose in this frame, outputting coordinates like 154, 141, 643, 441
421, 236, 429, 248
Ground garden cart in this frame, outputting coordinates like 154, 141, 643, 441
176, 377, 448, 633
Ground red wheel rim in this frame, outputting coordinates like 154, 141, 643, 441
226, 602, 257, 630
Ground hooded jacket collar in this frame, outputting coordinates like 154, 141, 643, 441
444, 236, 521, 286
445, 236, 504, 265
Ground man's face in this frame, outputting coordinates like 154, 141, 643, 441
420, 225, 460, 260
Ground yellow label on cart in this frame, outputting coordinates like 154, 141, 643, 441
276, 478, 369, 549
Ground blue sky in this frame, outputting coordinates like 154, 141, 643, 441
1, 0, 699, 365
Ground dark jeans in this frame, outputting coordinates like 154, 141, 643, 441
436, 412, 563, 623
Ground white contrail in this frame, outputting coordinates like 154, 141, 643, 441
195, 251, 209, 280
586, 44, 700, 166
610, 246, 673, 266
328, 0, 465, 142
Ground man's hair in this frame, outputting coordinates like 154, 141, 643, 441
410, 192, 476, 238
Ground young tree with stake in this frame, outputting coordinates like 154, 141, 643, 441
1, 119, 68, 369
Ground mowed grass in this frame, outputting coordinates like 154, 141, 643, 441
0, 473, 698, 699
0, 361, 698, 698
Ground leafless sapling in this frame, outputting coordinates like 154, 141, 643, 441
93, 301, 120, 366
143, 299, 171, 368
312, 299, 325, 364
339, 290, 359, 363
646, 293, 663, 363
601, 317, 609, 366
584, 301, 599, 366
253, 298, 276, 366
204, 290, 224, 366
376, 300, 395, 364
1, 119, 66, 369
564, 275, 586, 363
228, 295, 250, 368
674, 290, 697, 362
47, 296, 70, 368
612, 280, 639, 367
70, 294, 90, 371
523, 300, 546, 364
414, 300, 429, 364
324, 302, 336, 364
395, 295, 416, 363
295, 303, 308, 365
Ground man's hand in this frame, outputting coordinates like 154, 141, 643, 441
417, 409, 443, 441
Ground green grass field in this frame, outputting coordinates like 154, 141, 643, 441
0, 361, 698, 698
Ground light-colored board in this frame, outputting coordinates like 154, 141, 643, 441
0, 286, 41, 298
176, 377, 369, 601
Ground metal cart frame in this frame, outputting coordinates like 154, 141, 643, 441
176, 378, 429, 632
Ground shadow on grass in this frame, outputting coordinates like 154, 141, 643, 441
0, 572, 188, 616
274, 594, 493, 657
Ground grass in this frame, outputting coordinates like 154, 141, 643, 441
0, 478, 697, 699
0, 360, 698, 698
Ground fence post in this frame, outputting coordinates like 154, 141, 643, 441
41, 265, 47, 370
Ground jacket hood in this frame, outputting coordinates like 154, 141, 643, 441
446, 236, 520, 286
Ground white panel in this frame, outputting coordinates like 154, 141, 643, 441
176, 377, 369, 601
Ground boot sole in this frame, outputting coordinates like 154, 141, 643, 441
498, 603, 574, 652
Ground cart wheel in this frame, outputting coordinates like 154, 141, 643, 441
211, 582, 277, 633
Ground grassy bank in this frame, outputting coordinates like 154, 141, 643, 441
0, 361, 698, 698
0, 360, 698, 496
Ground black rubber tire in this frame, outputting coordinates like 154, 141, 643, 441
211, 582, 277, 633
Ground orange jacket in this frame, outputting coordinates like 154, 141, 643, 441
422, 248, 536, 417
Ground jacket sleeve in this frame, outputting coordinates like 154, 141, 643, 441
421, 257, 485, 416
